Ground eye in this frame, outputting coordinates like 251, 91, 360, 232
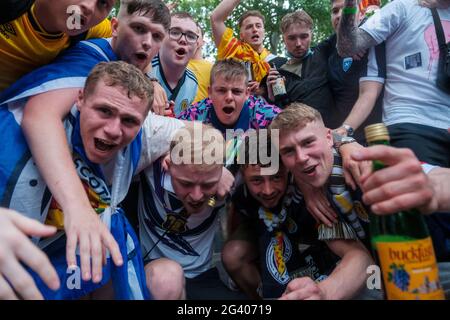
232, 89, 243, 95
98, 0, 111, 9
132, 25, 145, 34
153, 32, 164, 42
186, 32, 198, 42
122, 117, 138, 126
97, 107, 112, 116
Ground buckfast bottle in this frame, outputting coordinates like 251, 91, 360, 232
364, 123, 444, 300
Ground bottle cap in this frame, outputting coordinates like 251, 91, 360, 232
364, 123, 390, 143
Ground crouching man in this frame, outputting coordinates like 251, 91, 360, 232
138, 124, 245, 300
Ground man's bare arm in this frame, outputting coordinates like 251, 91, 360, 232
336, 80, 384, 134
22, 89, 123, 284
210, 0, 241, 48
428, 167, 450, 212
320, 239, 373, 299
337, 0, 378, 57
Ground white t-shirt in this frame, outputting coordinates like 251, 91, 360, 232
361, 0, 450, 129
137, 161, 223, 278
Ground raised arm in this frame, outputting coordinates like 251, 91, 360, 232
337, 0, 378, 57
22, 89, 122, 285
211, 0, 241, 47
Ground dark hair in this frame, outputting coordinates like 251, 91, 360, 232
239, 131, 280, 168
120, 0, 171, 31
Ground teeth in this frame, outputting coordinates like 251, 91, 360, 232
95, 138, 115, 151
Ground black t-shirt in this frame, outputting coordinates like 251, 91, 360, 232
232, 184, 340, 299
320, 34, 384, 143
261, 48, 336, 128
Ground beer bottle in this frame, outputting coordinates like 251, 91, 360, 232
364, 123, 444, 300
270, 63, 290, 108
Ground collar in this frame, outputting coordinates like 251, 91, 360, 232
210, 99, 251, 135
286, 48, 313, 65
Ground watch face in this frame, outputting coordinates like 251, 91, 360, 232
332, 131, 343, 143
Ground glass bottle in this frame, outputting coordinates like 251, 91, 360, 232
364, 123, 444, 300
270, 63, 289, 107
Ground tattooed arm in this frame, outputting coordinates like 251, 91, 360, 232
337, 0, 378, 57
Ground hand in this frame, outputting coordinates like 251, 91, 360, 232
166, 1, 178, 11
295, 181, 337, 227
247, 81, 260, 95
215, 167, 235, 201
351, 145, 435, 215
64, 204, 123, 284
339, 142, 371, 190
351, 49, 367, 61
164, 100, 175, 117
266, 68, 280, 101
333, 126, 348, 137
151, 82, 169, 116
279, 277, 326, 300
0, 208, 60, 300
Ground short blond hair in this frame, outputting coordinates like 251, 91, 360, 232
169, 123, 225, 170
84, 61, 154, 112
280, 10, 313, 34
210, 59, 248, 85
269, 102, 323, 133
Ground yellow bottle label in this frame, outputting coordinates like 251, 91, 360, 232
376, 237, 444, 300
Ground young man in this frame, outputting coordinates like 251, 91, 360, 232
263, 10, 335, 126
211, 0, 277, 93
222, 135, 374, 299
0, 0, 115, 91
321, 0, 384, 144
149, 12, 199, 116
179, 59, 280, 134
0, 61, 186, 299
0, 0, 172, 285
138, 124, 244, 300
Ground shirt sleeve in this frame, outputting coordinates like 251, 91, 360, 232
86, 18, 112, 39
360, 0, 407, 45
359, 43, 386, 84
138, 113, 185, 172
217, 27, 239, 60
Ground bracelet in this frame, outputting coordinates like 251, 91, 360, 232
342, 6, 358, 15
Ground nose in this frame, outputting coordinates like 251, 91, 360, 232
295, 37, 303, 47
103, 118, 122, 141
295, 147, 308, 164
142, 34, 152, 51
262, 181, 275, 197
190, 185, 204, 202
224, 90, 233, 102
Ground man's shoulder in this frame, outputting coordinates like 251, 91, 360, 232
248, 96, 280, 118
178, 98, 212, 121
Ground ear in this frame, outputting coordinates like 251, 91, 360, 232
76, 89, 84, 111
207, 84, 212, 97
111, 17, 119, 37
325, 128, 333, 148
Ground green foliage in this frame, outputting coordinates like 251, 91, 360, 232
175, 0, 334, 58
111, 0, 392, 58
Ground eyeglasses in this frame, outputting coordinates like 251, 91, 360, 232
169, 28, 199, 44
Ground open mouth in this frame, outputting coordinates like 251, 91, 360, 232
303, 165, 317, 175
189, 201, 204, 209
251, 35, 259, 41
135, 52, 148, 61
222, 106, 234, 115
175, 48, 187, 56
94, 138, 117, 152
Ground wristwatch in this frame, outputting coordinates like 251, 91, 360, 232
333, 132, 356, 149
342, 124, 354, 136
